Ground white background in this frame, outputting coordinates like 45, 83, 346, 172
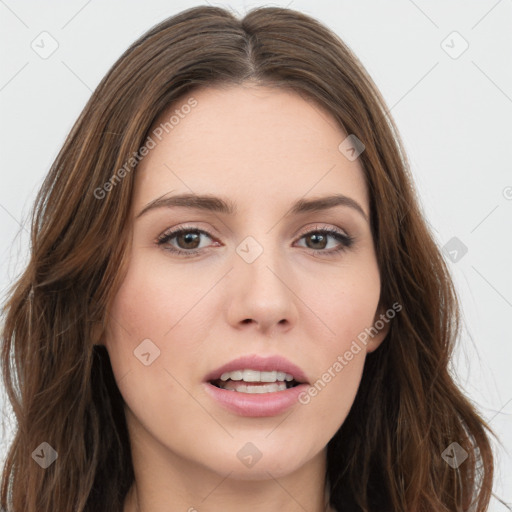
1, 0, 511, 508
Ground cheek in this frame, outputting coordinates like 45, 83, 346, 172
104, 255, 199, 390
103, 258, 203, 435
296, 263, 380, 425
107, 252, 207, 342
311, 262, 381, 345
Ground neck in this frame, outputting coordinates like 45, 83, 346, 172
129, 486, 334, 512
124, 449, 332, 512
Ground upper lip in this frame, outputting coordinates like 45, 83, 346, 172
204, 354, 309, 384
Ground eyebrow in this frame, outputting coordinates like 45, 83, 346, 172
136, 192, 368, 222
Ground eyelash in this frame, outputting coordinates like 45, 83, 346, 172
156, 224, 354, 258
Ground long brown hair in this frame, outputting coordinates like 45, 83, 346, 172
0, 5, 498, 511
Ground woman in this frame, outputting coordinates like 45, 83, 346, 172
0, 5, 498, 511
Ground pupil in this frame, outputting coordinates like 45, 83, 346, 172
179, 232, 199, 249
308, 233, 326, 249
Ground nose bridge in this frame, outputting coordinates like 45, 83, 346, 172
227, 228, 297, 333
235, 230, 287, 294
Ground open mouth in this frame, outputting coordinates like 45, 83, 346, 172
204, 364, 309, 415
204, 362, 309, 397
209, 378, 301, 392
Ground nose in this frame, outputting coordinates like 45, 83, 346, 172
225, 241, 298, 337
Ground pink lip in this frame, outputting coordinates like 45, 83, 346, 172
203, 354, 309, 384
204, 381, 310, 417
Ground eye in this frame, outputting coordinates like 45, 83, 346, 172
156, 226, 216, 258
156, 224, 354, 257
294, 225, 354, 256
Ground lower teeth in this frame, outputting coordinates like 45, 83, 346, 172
215, 381, 290, 393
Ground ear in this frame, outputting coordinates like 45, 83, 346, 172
365, 303, 392, 354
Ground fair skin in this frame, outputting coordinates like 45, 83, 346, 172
102, 84, 389, 512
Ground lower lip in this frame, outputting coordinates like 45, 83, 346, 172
204, 382, 309, 417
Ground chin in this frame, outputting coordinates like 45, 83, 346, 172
198, 445, 311, 481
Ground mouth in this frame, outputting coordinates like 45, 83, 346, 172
204, 354, 309, 396
209, 369, 303, 394
203, 356, 310, 416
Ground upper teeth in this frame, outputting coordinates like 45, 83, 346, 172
219, 369, 294, 382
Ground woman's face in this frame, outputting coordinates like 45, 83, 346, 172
104, 84, 389, 484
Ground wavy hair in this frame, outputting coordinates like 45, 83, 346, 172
1, 5, 497, 511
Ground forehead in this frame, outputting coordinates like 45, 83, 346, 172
133, 84, 369, 217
